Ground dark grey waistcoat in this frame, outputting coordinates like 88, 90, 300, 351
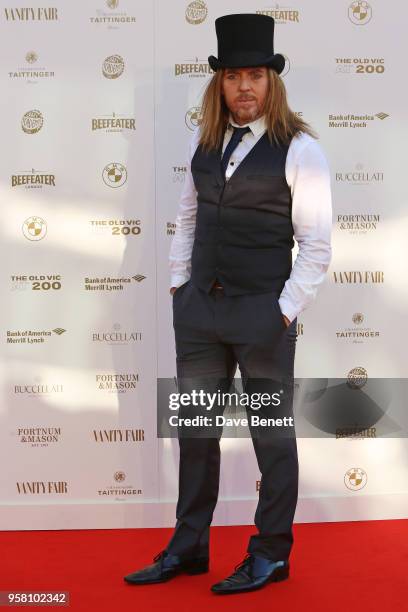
190, 131, 294, 296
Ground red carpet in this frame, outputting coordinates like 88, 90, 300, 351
0, 521, 406, 611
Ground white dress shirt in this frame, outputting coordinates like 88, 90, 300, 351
169, 115, 332, 323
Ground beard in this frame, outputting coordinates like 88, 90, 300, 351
231, 97, 263, 124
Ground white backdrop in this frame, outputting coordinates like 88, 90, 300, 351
1, 0, 407, 531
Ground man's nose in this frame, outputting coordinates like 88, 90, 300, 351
238, 77, 251, 91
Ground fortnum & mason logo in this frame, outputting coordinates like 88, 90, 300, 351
336, 214, 380, 234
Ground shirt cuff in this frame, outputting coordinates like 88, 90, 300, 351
278, 296, 301, 324
170, 274, 190, 290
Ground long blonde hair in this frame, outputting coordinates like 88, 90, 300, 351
199, 68, 318, 151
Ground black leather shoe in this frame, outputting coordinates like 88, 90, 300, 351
124, 550, 209, 585
211, 554, 289, 594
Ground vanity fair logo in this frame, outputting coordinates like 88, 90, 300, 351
336, 313, 380, 343
334, 57, 384, 75
256, 6, 300, 24
98, 472, 142, 499
344, 468, 367, 490
336, 214, 380, 234
84, 275, 145, 291
6, 328, 66, 344
102, 54, 124, 79
185, 106, 202, 130
3, 7, 58, 21
12, 168, 56, 189
92, 324, 142, 345
95, 373, 139, 393
332, 271, 384, 284
8, 51, 55, 82
22, 217, 47, 241
91, 112, 135, 133
185, 1, 207, 24
16, 481, 68, 495
11, 274, 62, 292
90, 0, 136, 28
102, 162, 127, 188
89, 218, 142, 237
348, 1, 372, 25
93, 428, 145, 442
13, 427, 62, 447
21, 110, 43, 133
329, 112, 389, 128
175, 58, 213, 78
336, 164, 384, 185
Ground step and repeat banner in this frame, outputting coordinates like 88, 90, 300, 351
1, 0, 407, 530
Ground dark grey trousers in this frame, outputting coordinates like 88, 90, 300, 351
166, 279, 298, 562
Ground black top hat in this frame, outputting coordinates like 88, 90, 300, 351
208, 13, 285, 74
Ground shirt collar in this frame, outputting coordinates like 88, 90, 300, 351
228, 114, 267, 138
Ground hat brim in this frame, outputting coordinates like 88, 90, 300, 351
208, 53, 285, 75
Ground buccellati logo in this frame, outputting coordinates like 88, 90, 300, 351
102, 54, 124, 79
21, 110, 43, 134
344, 468, 367, 490
102, 162, 127, 188
185, 0, 207, 24
348, 1, 372, 25
22, 216, 47, 241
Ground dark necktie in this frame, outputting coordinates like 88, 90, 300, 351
221, 126, 251, 175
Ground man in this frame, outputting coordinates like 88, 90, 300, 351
125, 13, 332, 594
